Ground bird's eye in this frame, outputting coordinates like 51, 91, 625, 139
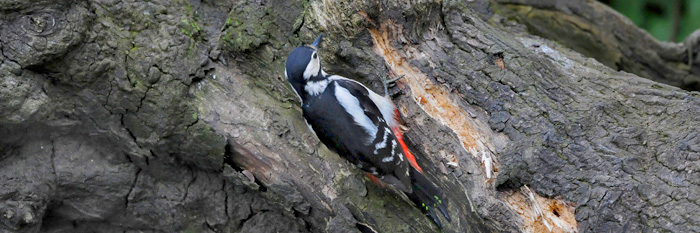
313, 53, 317, 59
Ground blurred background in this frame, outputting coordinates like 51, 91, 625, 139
600, 0, 700, 42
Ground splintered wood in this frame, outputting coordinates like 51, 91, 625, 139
368, 25, 495, 179
504, 186, 578, 233
368, 23, 578, 232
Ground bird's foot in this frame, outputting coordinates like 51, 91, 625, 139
380, 74, 405, 97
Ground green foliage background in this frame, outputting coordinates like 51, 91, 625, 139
603, 0, 700, 42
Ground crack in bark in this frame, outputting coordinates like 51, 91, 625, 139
135, 86, 150, 113
222, 181, 230, 222
119, 113, 138, 144
182, 165, 197, 202
125, 168, 141, 209
50, 140, 58, 188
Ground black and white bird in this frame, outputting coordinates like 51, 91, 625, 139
285, 34, 450, 227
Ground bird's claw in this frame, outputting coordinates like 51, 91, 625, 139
381, 74, 405, 96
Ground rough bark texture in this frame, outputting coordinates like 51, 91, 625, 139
1, 0, 699, 233
493, 0, 700, 91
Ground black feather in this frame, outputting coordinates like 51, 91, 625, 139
303, 79, 411, 188
407, 167, 451, 227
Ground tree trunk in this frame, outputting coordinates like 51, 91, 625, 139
1, 0, 698, 232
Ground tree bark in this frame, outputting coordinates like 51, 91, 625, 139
493, 0, 700, 91
1, 0, 698, 233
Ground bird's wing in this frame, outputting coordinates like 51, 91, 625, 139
328, 76, 423, 173
302, 78, 411, 191
328, 76, 398, 129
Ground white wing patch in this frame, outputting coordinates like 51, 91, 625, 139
382, 156, 394, 162
328, 75, 398, 129
334, 82, 378, 144
304, 79, 330, 96
396, 140, 404, 162
373, 128, 391, 154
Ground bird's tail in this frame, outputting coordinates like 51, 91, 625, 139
407, 167, 451, 228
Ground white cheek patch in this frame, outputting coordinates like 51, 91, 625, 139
303, 54, 320, 80
334, 82, 378, 144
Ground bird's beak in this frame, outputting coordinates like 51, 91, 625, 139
311, 34, 323, 48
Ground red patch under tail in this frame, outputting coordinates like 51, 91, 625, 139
365, 172, 385, 188
391, 110, 423, 173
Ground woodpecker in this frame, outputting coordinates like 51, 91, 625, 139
285, 34, 451, 227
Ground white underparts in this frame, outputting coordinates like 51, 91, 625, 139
334, 82, 378, 144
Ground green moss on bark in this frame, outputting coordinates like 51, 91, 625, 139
221, 3, 276, 52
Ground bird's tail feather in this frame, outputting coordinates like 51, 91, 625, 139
407, 167, 450, 228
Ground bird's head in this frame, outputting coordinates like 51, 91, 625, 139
285, 34, 324, 97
